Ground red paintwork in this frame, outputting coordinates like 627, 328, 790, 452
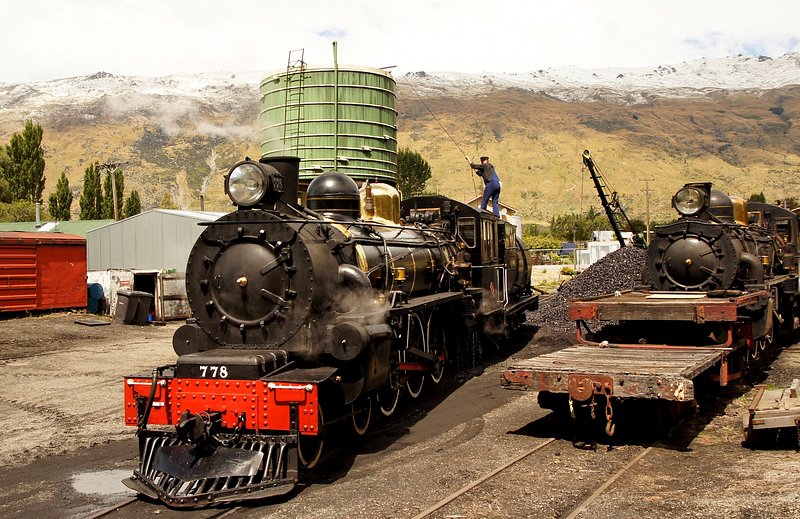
124, 375, 320, 436
0, 232, 87, 312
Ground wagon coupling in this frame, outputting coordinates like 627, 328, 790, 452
567, 375, 616, 436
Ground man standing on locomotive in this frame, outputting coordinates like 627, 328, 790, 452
469, 155, 502, 216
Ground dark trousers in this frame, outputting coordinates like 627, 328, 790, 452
481, 180, 501, 216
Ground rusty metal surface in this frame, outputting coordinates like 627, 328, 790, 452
567, 374, 614, 401
567, 290, 769, 323
503, 345, 729, 401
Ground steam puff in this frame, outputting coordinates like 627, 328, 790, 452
104, 94, 256, 138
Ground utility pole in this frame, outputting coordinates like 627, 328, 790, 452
643, 179, 652, 246
100, 160, 127, 220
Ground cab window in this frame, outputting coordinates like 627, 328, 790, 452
458, 217, 476, 248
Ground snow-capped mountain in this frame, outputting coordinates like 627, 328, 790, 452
0, 53, 798, 221
398, 53, 800, 102
2, 53, 800, 118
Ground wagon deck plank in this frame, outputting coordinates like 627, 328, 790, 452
502, 345, 727, 401
568, 290, 770, 323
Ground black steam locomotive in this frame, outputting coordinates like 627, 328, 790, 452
123, 156, 538, 507
643, 182, 799, 345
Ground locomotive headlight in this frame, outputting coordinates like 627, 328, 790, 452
673, 186, 706, 216
226, 161, 268, 206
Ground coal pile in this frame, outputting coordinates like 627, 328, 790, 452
527, 246, 647, 332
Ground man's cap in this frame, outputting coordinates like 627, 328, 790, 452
480, 156, 489, 161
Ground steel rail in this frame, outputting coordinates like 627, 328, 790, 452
564, 446, 653, 519
83, 496, 138, 519
411, 437, 557, 519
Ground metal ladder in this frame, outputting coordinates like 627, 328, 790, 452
283, 49, 307, 155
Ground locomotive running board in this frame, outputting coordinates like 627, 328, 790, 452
502, 345, 728, 401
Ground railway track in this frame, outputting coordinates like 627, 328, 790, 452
412, 437, 656, 519
85, 496, 244, 519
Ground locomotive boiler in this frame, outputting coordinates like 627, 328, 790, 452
123, 156, 538, 506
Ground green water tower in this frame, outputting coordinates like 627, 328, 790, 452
259, 52, 398, 187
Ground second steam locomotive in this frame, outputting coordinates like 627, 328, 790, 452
123, 156, 537, 506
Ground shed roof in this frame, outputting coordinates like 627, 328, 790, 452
0, 231, 85, 245
0, 219, 112, 237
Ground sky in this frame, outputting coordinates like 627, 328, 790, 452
2, 0, 799, 83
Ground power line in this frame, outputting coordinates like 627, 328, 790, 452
401, 75, 478, 196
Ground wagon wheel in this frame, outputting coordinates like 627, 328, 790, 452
298, 405, 324, 469
427, 317, 446, 385
404, 312, 425, 398
351, 395, 372, 436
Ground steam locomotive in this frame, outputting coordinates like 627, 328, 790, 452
504, 182, 799, 437
642, 182, 799, 346
123, 156, 538, 507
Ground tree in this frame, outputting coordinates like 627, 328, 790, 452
549, 208, 612, 241
101, 167, 125, 219
123, 190, 142, 218
0, 177, 12, 204
1, 120, 46, 203
748, 192, 766, 202
159, 192, 178, 209
0, 200, 40, 222
0, 148, 11, 203
79, 162, 103, 220
48, 171, 73, 221
396, 148, 432, 197
522, 233, 562, 250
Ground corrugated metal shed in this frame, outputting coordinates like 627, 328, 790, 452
86, 209, 225, 271
0, 219, 113, 237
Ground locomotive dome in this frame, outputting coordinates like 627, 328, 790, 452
306, 171, 361, 219
708, 189, 735, 222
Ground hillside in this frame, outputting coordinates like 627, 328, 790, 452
396, 86, 800, 223
1, 55, 799, 222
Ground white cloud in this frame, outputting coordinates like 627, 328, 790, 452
1, 0, 798, 83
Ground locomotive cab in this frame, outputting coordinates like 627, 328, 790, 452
401, 196, 537, 335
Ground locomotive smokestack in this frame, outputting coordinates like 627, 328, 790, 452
260, 156, 300, 208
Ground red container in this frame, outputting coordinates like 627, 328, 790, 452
0, 232, 87, 312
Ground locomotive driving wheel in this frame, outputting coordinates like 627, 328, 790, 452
298, 406, 325, 469
351, 395, 372, 435
376, 380, 400, 417
404, 312, 426, 399
427, 315, 446, 385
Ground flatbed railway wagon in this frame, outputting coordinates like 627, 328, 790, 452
503, 290, 769, 414
503, 182, 799, 437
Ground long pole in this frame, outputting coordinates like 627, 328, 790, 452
644, 179, 651, 245
101, 160, 127, 220
333, 41, 339, 167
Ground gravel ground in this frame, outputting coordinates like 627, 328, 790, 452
0, 312, 178, 469
0, 310, 799, 518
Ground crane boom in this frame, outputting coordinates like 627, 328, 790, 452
582, 150, 645, 248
